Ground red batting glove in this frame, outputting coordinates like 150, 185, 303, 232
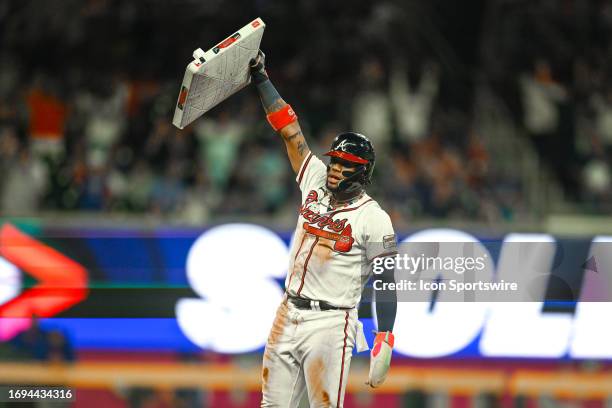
367, 331, 394, 388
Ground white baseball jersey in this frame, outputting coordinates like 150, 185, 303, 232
285, 152, 397, 308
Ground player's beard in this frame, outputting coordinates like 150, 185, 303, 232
326, 169, 364, 203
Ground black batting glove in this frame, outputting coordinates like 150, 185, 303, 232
249, 50, 268, 85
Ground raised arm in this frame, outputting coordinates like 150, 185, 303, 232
250, 51, 310, 174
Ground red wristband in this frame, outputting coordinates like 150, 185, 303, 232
266, 104, 298, 131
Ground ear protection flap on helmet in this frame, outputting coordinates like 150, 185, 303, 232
338, 166, 366, 193
327, 163, 367, 194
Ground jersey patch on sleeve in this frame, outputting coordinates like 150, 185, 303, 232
383, 234, 397, 249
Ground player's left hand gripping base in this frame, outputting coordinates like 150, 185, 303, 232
249, 50, 268, 85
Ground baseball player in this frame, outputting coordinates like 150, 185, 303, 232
250, 51, 398, 408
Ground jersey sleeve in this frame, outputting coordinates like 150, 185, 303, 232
296, 152, 327, 193
362, 206, 397, 262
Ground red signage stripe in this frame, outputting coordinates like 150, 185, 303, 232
0, 224, 88, 319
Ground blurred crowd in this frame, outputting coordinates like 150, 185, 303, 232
483, 0, 612, 213
0, 0, 610, 228
0, 318, 74, 363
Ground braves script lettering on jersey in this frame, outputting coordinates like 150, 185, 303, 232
261, 152, 397, 407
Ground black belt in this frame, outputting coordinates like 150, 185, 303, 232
287, 295, 351, 311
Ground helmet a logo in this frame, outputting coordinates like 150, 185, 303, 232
336, 139, 351, 152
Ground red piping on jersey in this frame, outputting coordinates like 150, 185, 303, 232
287, 233, 308, 289
337, 311, 350, 407
329, 198, 373, 217
297, 237, 319, 296
297, 152, 313, 185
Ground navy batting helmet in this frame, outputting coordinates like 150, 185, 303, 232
324, 132, 375, 193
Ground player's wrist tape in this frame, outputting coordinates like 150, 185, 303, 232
266, 104, 298, 131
